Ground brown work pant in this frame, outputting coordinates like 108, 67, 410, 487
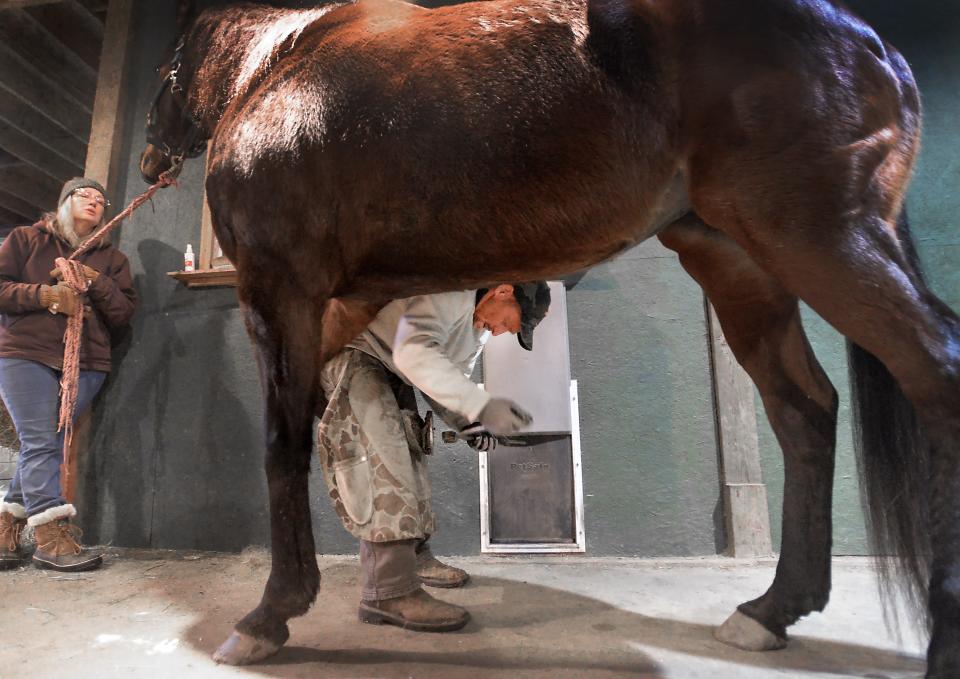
360, 538, 424, 601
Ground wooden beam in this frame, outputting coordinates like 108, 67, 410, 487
0, 1, 108, 14
75, 0, 109, 13
0, 94, 86, 171
0, 9, 98, 110
707, 300, 773, 558
64, 0, 122, 528
0, 188, 42, 223
0, 118, 84, 182
24, 0, 104, 70
0, 1, 58, 7
0, 206, 31, 226
0, 162, 61, 214
0, 40, 92, 141
85, 0, 134, 193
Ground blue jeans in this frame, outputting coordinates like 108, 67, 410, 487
0, 358, 106, 517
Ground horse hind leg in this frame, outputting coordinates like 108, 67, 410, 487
660, 216, 839, 650
736, 218, 959, 676
214, 282, 382, 665
688, 139, 960, 673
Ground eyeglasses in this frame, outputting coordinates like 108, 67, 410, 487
72, 188, 110, 207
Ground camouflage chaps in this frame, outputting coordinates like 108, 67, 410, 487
316, 348, 436, 542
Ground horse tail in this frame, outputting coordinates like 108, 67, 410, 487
847, 206, 932, 631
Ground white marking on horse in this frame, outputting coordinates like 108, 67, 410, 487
231, 80, 330, 177
232, 9, 338, 101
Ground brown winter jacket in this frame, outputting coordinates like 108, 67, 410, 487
0, 220, 137, 372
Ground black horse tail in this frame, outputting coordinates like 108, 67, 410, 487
847, 206, 932, 631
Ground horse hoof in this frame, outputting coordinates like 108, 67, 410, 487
714, 611, 787, 651
212, 630, 281, 665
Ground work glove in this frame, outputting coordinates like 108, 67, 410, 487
462, 423, 497, 452
478, 397, 532, 435
50, 263, 99, 284
39, 283, 82, 317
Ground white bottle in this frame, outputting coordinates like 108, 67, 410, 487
184, 243, 195, 272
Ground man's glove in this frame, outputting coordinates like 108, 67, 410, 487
465, 427, 497, 452
478, 397, 533, 435
39, 283, 82, 316
50, 263, 99, 283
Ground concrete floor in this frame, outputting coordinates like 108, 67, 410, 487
0, 550, 926, 678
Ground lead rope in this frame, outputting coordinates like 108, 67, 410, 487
55, 167, 180, 483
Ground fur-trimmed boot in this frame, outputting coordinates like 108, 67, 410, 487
29, 504, 102, 572
0, 502, 27, 569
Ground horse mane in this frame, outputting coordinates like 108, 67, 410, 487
186, 2, 351, 125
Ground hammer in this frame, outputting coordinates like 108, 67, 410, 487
441, 428, 527, 447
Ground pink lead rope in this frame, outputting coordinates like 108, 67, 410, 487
55, 169, 179, 482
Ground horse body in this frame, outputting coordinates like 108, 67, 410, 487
185, 0, 685, 301
141, 0, 960, 675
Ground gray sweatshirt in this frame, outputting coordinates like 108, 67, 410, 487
347, 290, 492, 422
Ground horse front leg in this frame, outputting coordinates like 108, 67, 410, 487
213, 290, 383, 665
213, 295, 323, 665
660, 217, 838, 650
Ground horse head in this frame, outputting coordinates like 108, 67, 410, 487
140, 1, 207, 183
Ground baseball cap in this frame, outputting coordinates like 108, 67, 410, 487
513, 281, 551, 351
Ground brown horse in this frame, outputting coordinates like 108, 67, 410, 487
140, 0, 958, 674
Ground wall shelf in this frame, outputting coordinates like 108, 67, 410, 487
167, 267, 237, 288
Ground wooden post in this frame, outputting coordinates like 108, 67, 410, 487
84, 0, 134, 191
706, 299, 774, 558
60, 415, 91, 503
64, 0, 134, 502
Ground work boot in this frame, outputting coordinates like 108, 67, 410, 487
416, 544, 469, 588
29, 504, 102, 572
0, 503, 27, 569
358, 587, 470, 632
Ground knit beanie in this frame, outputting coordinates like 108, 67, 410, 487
58, 177, 108, 208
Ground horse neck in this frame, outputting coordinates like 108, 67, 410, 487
183, 3, 347, 131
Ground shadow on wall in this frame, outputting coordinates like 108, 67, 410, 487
80, 238, 265, 550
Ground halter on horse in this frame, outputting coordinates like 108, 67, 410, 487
141, 0, 958, 674
144, 36, 207, 176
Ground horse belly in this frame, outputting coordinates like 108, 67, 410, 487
326, 159, 687, 298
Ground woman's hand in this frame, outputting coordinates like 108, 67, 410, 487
39, 283, 82, 316
49, 263, 99, 283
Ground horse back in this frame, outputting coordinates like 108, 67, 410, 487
204, 0, 685, 297
660, 0, 922, 240
203, 0, 919, 299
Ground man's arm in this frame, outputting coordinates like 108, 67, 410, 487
422, 394, 471, 432
392, 295, 491, 424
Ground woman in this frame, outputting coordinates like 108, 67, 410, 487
0, 178, 136, 572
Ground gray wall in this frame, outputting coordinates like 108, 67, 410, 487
568, 244, 721, 556
80, 0, 956, 558
80, 1, 267, 548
